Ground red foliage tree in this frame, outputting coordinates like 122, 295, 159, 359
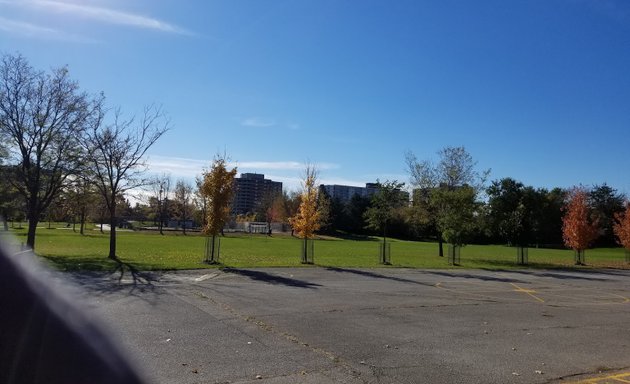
562, 187, 599, 264
613, 203, 630, 250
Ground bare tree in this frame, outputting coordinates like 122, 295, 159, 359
151, 173, 171, 234
194, 175, 208, 229
83, 105, 169, 259
0, 53, 96, 249
65, 175, 99, 235
173, 179, 193, 235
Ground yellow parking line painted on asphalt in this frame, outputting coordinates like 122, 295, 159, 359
510, 283, 545, 303
611, 293, 630, 304
567, 372, 630, 383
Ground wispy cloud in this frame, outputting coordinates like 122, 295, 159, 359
146, 155, 209, 178
240, 117, 303, 130
146, 155, 341, 180
0, 16, 95, 42
140, 155, 374, 193
235, 161, 339, 171
241, 117, 277, 128
1, 0, 192, 35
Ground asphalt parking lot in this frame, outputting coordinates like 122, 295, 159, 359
67, 267, 630, 384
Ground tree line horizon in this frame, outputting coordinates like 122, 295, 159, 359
2, 53, 630, 265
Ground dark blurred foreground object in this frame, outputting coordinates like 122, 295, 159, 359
0, 240, 148, 384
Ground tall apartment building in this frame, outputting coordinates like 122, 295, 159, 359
322, 182, 410, 204
321, 184, 371, 203
232, 173, 282, 215
320, 182, 381, 203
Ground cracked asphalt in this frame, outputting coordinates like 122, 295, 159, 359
65, 267, 630, 384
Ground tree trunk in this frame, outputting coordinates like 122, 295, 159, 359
79, 210, 85, 235
206, 234, 218, 263
27, 215, 38, 249
108, 203, 117, 260
211, 235, 216, 260
438, 235, 444, 257
381, 226, 387, 264
381, 236, 387, 264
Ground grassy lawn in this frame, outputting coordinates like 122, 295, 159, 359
3, 225, 629, 271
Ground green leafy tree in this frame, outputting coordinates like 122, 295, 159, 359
0, 165, 23, 230
589, 184, 625, 246
364, 180, 406, 264
486, 178, 535, 246
434, 185, 478, 246
406, 146, 489, 256
199, 156, 237, 263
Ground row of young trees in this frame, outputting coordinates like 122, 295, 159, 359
195, 146, 630, 265
322, 147, 630, 263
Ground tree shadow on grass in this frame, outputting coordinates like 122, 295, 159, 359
323, 266, 435, 286
40, 255, 118, 272
221, 267, 321, 289
328, 233, 380, 242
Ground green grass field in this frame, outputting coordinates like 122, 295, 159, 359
2, 225, 629, 271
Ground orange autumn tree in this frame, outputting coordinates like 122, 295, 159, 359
562, 187, 599, 265
613, 203, 630, 259
289, 165, 323, 263
199, 155, 237, 263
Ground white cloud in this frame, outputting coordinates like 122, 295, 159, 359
146, 155, 209, 178
1, 0, 192, 35
141, 155, 372, 194
0, 16, 96, 42
235, 161, 339, 171
146, 156, 340, 180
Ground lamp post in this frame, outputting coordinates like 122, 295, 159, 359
158, 184, 164, 235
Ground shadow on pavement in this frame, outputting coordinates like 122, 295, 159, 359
485, 268, 623, 281
420, 270, 527, 283
222, 268, 321, 289
324, 266, 435, 286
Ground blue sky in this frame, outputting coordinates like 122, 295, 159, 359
1, 0, 629, 195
